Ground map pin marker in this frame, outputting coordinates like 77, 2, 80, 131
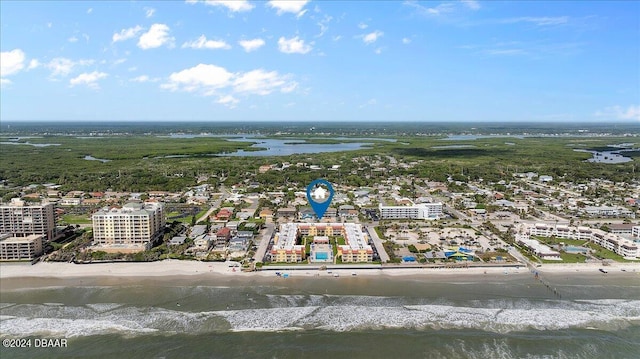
306, 179, 334, 220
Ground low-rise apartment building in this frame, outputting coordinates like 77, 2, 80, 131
525, 223, 638, 259
270, 223, 373, 263
379, 202, 443, 220
0, 234, 44, 260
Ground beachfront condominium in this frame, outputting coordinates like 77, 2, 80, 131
0, 198, 56, 241
0, 233, 44, 260
92, 202, 165, 252
270, 223, 306, 263
269, 223, 373, 263
379, 202, 443, 220
525, 223, 639, 259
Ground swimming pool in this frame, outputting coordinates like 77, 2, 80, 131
565, 245, 589, 254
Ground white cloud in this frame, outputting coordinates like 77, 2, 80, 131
238, 38, 265, 52
359, 98, 377, 108
500, 17, 569, 26
278, 36, 312, 54
145, 7, 156, 18
316, 15, 332, 37
130, 75, 160, 83
595, 105, 640, 121
113, 58, 127, 65
112, 25, 143, 43
138, 24, 174, 49
196, 0, 254, 12
69, 71, 108, 89
131, 75, 150, 82
46, 57, 94, 77
0, 78, 12, 86
162, 63, 297, 103
402, 37, 411, 44
27, 59, 40, 70
362, 30, 383, 44
87, 8, 93, 14
68, 36, 78, 43
217, 95, 239, 108
358, 22, 368, 29
268, 0, 309, 16
1, 49, 26, 78
182, 35, 231, 50
484, 48, 526, 56
162, 64, 234, 92
375, 47, 383, 54
461, 0, 480, 10
404, 1, 455, 16
233, 69, 295, 95
280, 82, 298, 93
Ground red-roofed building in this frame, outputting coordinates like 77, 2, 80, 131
216, 208, 233, 221
215, 227, 232, 245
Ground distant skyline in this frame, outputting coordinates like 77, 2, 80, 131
1, 0, 638, 123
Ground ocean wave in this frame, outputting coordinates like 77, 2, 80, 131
0, 303, 16, 310
0, 317, 159, 337
85, 303, 124, 313
1, 298, 639, 337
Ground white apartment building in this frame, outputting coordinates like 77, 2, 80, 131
92, 202, 165, 252
632, 226, 640, 240
515, 234, 561, 261
379, 202, 443, 220
582, 206, 635, 218
0, 234, 44, 260
525, 223, 638, 259
59, 198, 82, 206
0, 198, 56, 241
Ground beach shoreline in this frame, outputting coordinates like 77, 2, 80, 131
1, 259, 638, 283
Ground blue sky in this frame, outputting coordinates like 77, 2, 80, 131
1, 0, 638, 122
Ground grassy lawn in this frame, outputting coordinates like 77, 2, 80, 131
543, 252, 587, 263
195, 208, 209, 219
587, 243, 630, 262
533, 235, 631, 263
171, 215, 195, 224
534, 236, 588, 246
304, 236, 311, 255
61, 214, 92, 224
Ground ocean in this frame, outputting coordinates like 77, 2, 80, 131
1, 272, 639, 358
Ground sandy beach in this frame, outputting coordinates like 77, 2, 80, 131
1, 259, 638, 281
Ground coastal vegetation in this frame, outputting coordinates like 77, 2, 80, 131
1, 127, 638, 195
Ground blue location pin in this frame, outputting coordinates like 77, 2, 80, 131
306, 179, 334, 220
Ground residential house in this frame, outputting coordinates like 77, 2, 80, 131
215, 227, 232, 246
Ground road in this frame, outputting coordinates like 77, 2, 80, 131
197, 185, 229, 223
253, 223, 275, 262
365, 224, 390, 262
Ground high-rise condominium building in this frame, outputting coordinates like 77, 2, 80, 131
0, 198, 56, 240
92, 202, 165, 251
